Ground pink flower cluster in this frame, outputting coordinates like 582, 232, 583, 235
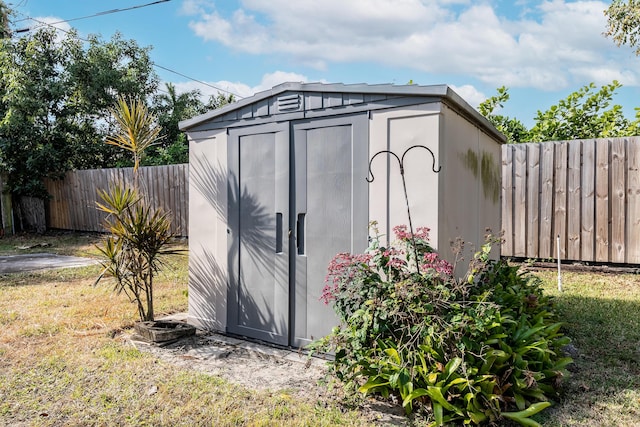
321, 225, 453, 306
383, 246, 407, 270
393, 225, 431, 242
421, 252, 453, 277
321, 252, 372, 304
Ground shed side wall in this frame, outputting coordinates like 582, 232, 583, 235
440, 104, 501, 272
369, 104, 441, 248
188, 129, 228, 331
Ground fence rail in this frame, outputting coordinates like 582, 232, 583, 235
45, 164, 188, 237
501, 137, 640, 264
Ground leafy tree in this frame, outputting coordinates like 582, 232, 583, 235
147, 83, 206, 165
605, 0, 640, 55
0, 28, 82, 198
479, 82, 640, 143
145, 85, 235, 165
478, 86, 529, 144
0, 0, 9, 39
67, 32, 159, 169
0, 27, 158, 198
205, 92, 235, 111
152, 83, 204, 149
527, 81, 639, 142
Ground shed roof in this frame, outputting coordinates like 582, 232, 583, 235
179, 82, 505, 143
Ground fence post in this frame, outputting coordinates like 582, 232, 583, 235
0, 173, 13, 236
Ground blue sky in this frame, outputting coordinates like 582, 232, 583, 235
6, 0, 640, 127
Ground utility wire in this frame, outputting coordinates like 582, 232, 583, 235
10, 10, 243, 99
14, 0, 171, 31
153, 64, 242, 98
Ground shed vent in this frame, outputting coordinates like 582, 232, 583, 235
277, 94, 301, 112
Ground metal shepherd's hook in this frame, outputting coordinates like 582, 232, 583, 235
366, 144, 441, 274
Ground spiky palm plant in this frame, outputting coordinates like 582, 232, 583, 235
106, 96, 161, 173
95, 97, 178, 322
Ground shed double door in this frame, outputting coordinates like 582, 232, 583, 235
227, 114, 368, 347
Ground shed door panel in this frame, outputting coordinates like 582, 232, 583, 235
228, 125, 289, 345
292, 115, 369, 346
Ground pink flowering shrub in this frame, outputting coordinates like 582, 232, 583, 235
313, 225, 571, 426
321, 224, 452, 306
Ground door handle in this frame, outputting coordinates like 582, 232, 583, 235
275, 213, 283, 253
296, 213, 306, 255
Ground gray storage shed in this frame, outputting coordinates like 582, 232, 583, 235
180, 82, 505, 347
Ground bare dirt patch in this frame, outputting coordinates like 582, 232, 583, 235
129, 329, 407, 426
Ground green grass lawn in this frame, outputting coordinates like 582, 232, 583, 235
1, 232, 639, 426
534, 269, 640, 426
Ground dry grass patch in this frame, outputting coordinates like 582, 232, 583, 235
0, 233, 370, 426
9, 232, 639, 425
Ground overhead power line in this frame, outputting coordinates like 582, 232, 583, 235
153, 64, 242, 99
14, 0, 171, 33
10, 8, 243, 99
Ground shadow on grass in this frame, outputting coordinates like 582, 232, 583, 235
0, 231, 102, 257
0, 264, 102, 288
539, 293, 640, 426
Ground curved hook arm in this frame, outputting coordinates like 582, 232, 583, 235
366, 150, 402, 183
400, 144, 442, 173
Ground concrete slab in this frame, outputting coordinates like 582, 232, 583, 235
0, 253, 99, 274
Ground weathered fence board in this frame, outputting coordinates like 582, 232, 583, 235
501, 145, 513, 255
553, 142, 568, 259
526, 144, 540, 259
581, 140, 595, 262
611, 139, 626, 263
44, 164, 188, 237
595, 139, 609, 262
567, 142, 581, 260
502, 137, 640, 264
628, 142, 640, 264
539, 143, 554, 259
513, 147, 527, 257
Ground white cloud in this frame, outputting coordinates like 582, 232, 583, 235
170, 70, 312, 101
257, 71, 314, 89
450, 84, 486, 108
179, 0, 209, 15
16, 16, 73, 42
184, 0, 640, 90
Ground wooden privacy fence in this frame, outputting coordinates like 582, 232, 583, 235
45, 164, 188, 237
501, 137, 640, 264
41, 138, 640, 265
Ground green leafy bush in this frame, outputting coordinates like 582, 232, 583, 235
315, 224, 571, 426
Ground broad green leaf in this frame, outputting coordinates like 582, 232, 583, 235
426, 386, 459, 413
384, 347, 401, 364
402, 388, 429, 408
514, 392, 527, 411
502, 401, 551, 421
359, 376, 389, 394
468, 410, 488, 424
433, 402, 444, 426
444, 357, 462, 378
